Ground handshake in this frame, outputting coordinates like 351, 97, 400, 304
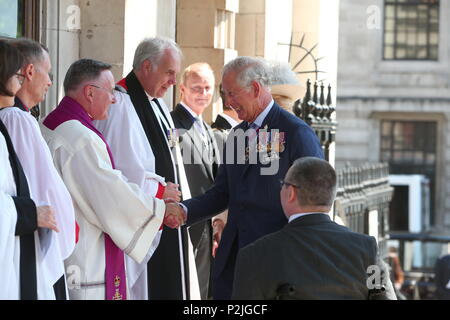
163, 201, 187, 229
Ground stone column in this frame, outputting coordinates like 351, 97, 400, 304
79, 0, 126, 80
41, 0, 81, 117
176, 0, 239, 123
235, 0, 293, 61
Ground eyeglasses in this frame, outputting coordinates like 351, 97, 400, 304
279, 179, 300, 189
88, 84, 115, 95
15, 73, 26, 85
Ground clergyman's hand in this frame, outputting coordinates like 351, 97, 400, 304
164, 203, 186, 229
37, 205, 59, 233
163, 182, 181, 202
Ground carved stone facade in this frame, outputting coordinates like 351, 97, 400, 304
336, 0, 450, 231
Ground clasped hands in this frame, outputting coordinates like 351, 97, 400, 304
162, 182, 186, 229
163, 201, 187, 229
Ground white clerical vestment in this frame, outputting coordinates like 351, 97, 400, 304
94, 90, 200, 300
41, 117, 165, 300
0, 133, 20, 300
0, 107, 76, 299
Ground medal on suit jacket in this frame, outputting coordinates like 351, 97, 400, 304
167, 128, 180, 148
272, 131, 286, 153
245, 125, 285, 164
256, 126, 270, 153
259, 129, 286, 165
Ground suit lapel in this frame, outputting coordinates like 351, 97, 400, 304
174, 105, 215, 181
203, 123, 220, 179
213, 115, 232, 130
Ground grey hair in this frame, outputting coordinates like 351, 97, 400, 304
288, 157, 337, 207
64, 59, 112, 94
222, 56, 272, 90
133, 37, 182, 70
9, 38, 48, 65
269, 61, 299, 85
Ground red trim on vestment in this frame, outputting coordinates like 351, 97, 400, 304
116, 78, 128, 91
75, 222, 80, 244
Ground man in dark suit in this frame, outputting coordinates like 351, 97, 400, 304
232, 157, 396, 300
180, 56, 324, 299
171, 62, 221, 299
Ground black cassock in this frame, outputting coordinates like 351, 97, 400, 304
123, 72, 191, 300
0, 118, 37, 300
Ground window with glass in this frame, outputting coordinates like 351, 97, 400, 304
380, 120, 437, 224
0, 0, 39, 40
0, 0, 25, 38
384, 0, 440, 60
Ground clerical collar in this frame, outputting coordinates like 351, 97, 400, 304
180, 102, 202, 121
220, 113, 240, 128
43, 96, 94, 130
249, 99, 274, 128
14, 97, 30, 112
145, 92, 155, 102
289, 212, 328, 223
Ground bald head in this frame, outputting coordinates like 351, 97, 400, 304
181, 63, 214, 85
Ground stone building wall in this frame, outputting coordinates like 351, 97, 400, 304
336, 0, 450, 230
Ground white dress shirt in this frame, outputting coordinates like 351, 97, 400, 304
288, 212, 329, 223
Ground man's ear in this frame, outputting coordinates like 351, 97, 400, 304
251, 80, 261, 98
84, 85, 94, 103
288, 186, 297, 204
23, 63, 35, 81
143, 59, 153, 73
180, 83, 186, 100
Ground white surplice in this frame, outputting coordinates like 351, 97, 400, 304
41, 119, 165, 300
93, 90, 200, 300
0, 133, 20, 300
0, 107, 76, 299
93, 92, 164, 300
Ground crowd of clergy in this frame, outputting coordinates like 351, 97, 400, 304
1, 36, 395, 301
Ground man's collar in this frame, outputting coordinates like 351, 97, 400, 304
145, 92, 155, 102
288, 212, 329, 223
180, 102, 202, 121
220, 113, 239, 128
14, 97, 29, 112
251, 99, 274, 128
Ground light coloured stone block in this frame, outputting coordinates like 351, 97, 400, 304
178, 0, 216, 9
235, 14, 257, 56
239, 0, 265, 14
335, 144, 370, 161
177, 8, 216, 47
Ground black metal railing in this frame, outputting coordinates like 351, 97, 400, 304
293, 79, 337, 161
334, 162, 394, 258
294, 80, 393, 255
